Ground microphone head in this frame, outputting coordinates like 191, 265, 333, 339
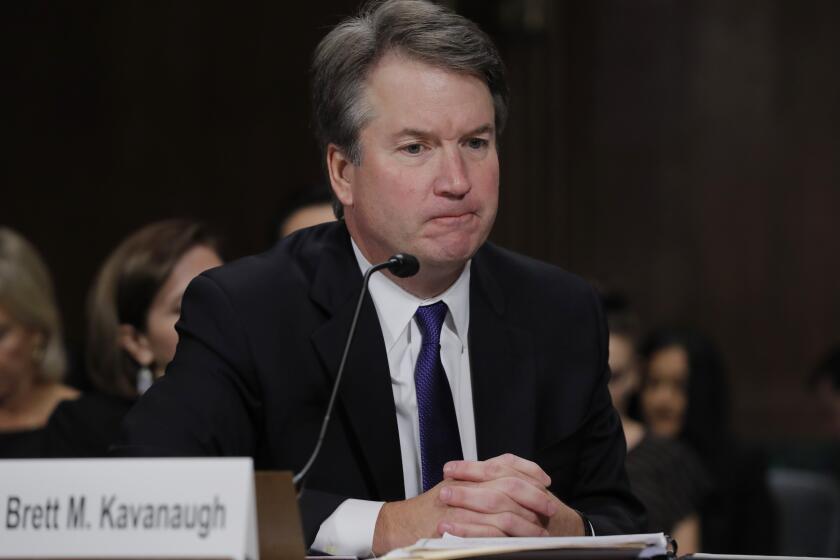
387, 253, 420, 278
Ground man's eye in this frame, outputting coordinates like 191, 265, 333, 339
402, 144, 424, 155
467, 138, 488, 150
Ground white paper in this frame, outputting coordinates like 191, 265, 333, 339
383, 532, 668, 559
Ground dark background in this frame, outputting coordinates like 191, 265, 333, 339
4, 0, 839, 440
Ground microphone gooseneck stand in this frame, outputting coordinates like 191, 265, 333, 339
293, 253, 419, 496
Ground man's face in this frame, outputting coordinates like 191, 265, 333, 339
641, 345, 689, 439
334, 53, 499, 274
608, 334, 640, 413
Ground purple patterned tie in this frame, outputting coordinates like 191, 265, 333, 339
414, 301, 463, 491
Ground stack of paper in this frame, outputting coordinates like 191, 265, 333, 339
382, 532, 670, 560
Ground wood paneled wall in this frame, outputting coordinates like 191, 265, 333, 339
4, 1, 839, 437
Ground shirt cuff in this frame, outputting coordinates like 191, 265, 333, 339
311, 498, 385, 558
576, 510, 595, 536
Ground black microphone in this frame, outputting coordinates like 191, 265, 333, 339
386, 253, 419, 278
293, 253, 420, 491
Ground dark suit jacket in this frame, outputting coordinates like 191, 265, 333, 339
117, 221, 644, 544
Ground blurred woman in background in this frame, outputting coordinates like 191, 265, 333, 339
639, 327, 778, 554
604, 298, 709, 553
44, 219, 222, 456
0, 228, 77, 457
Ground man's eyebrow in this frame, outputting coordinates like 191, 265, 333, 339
391, 124, 495, 140
463, 124, 495, 138
392, 128, 433, 140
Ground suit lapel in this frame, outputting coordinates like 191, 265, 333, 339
309, 225, 405, 501
469, 250, 537, 460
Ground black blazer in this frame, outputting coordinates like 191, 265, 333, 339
117, 222, 644, 543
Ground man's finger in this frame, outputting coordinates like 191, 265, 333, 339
439, 484, 541, 523
441, 479, 558, 519
489, 476, 559, 517
439, 509, 549, 538
438, 521, 506, 539
491, 453, 552, 487
443, 458, 547, 487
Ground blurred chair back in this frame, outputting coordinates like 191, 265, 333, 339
767, 467, 840, 556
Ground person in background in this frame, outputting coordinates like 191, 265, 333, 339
603, 297, 708, 553
43, 219, 223, 457
0, 227, 78, 457
272, 182, 336, 241
639, 327, 778, 554
812, 345, 840, 439
806, 345, 840, 482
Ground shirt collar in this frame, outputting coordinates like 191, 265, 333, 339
351, 239, 471, 351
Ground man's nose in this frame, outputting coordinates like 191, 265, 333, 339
434, 147, 470, 197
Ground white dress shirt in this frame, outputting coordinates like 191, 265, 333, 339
311, 241, 477, 557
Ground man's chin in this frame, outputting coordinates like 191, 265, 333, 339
418, 244, 480, 271
420, 226, 488, 259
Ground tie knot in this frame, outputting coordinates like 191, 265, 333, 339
415, 301, 448, 346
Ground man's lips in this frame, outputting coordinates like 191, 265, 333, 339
427, 212, 477, 225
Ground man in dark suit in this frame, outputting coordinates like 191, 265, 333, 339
118, 0, 644, 556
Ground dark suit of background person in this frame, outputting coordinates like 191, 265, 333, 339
117, 221, 645, 544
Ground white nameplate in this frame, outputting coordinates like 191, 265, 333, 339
0, 458, 258, 560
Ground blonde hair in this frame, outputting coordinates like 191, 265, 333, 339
86, 220, 218, 398
0, 227, 67, 382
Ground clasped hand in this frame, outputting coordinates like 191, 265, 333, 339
372, 453, 584, 555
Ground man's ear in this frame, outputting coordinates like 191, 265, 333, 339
117, 324, 154, 368
327, 144, 355, 208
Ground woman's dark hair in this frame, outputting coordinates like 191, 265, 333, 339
600, 290, 641, 341
269, 182, 334, 243
811, 344, 840, 391
86, 219, 220, 399
639, 327, 732, 458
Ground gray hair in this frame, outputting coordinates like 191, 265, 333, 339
0, 228, 67, 382
312, 0, 509, 218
